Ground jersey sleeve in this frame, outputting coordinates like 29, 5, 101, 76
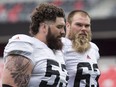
4, 34, 34, 63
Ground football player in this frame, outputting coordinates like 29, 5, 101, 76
2, 3, 68, 87
62, 10, 101, 87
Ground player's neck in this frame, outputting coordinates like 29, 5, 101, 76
34, 34, 47, 45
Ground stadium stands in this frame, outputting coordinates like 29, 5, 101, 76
0, 0, 116, 22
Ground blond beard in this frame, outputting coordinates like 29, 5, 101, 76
71, 32, 91, 53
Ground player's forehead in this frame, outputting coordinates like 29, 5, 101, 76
72, 13, 90, 24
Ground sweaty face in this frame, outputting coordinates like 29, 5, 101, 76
68, 13, 92, 53
46, 17, 65, 50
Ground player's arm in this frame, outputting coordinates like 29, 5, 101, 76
2, 54, 34, 87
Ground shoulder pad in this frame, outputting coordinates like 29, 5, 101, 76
90, 42, 99, 51
9, 34, 33, 44
61, 37, 72, 46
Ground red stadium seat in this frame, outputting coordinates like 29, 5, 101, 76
99, 67, 116, 87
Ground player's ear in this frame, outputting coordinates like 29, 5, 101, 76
65, 22, 71, 38
39, 23, 47, 33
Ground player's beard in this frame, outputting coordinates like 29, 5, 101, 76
46, 27, 63, 51
71, 31, 92, 53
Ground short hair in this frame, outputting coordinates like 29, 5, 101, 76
29, 3, 65, 36
67, 10, 91, 24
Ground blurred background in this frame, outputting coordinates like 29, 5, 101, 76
0, 0, 116, 87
